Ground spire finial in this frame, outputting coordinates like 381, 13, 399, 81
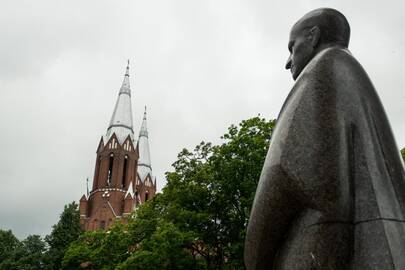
137, 105, 153, 183
139, 106, 148, 138
106, 62, 133, 143
86, 177, 89, 197
125, 59, 130, 77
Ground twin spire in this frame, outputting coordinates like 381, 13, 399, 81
106, 60, 134, 143
139, 106, 148, 138
137, 107, 153, 182
105, 60, 154, 182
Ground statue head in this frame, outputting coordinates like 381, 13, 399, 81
285, 8, 350, 80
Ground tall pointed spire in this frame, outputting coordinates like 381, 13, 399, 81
106, 60, 134, 143
80, 61, 157, 232
137, 106, 153, 182
119, 60, 131, 95
139, 106, 148, 138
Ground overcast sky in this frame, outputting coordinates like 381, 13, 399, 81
1, 0, 404, 239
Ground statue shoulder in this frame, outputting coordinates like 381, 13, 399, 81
314, 47, 356, 70
303, 46, 371, 90
315, 47, 367, 76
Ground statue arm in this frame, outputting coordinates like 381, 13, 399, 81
245, 164, 297, 269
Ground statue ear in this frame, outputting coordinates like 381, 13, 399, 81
308, 26, 321, 47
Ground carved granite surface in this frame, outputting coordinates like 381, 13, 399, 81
245, 8, 405, 270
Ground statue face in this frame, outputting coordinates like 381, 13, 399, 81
285, 26, 316, 80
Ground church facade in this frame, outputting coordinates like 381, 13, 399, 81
79, 62, 157, 231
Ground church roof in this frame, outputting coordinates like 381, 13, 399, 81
137, 107, 154, 183
105, 61, 134, 144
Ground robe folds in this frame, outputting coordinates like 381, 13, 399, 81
245, 47, 405, 270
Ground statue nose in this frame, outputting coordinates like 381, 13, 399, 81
285, 55, 292, 70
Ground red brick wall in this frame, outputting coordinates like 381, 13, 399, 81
80, 134, 157, 231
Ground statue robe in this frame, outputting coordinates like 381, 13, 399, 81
245, 47, 405, 270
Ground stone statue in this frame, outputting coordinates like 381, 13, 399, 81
244, 8, 405, 270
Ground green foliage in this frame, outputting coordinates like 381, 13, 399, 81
401, 147, 405, 163
17, 235, 47, 270
0, 229, 20, 263
116, 250, 160, 270
63, 227, 131, 270
126, 197, 162, 244
117, 222, 197, 270
0, 231, 46, 270
61, 230, 104, 270
44, 202, 82, 269
0, 230, 21, 270
62, 117, 275, 269
161, 117, 275, 269
0, 204, 83, 269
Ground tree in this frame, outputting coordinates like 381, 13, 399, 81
0, 231, 46, 270
62, 196, 163, 269
117, 222, 198, 270
44, 202, 81, 270
0, 230, 20, 263
161, 117, 275, 269
0, 230, 21, 270
62, 200, 160, 269
210, 117, 275, 268
61, 230, 105, 270
16, 235, 46, 270
62, 117, 275, 269
401, 147, 405, 163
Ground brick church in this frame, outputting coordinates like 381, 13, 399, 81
79, 62, 157, 231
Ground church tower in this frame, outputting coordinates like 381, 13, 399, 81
79, 62, 157, 231
135, 107, 157, 203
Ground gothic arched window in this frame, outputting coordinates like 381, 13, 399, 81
122, 155, 128, 188
107, 154, 114, 186
94, 157, 102, 190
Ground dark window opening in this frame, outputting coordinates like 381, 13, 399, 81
94, 157, 102, 190
145, 192, 149, 202
100, 220, 106, 230
122, 156, 128, 188
107, 154, 114, 186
